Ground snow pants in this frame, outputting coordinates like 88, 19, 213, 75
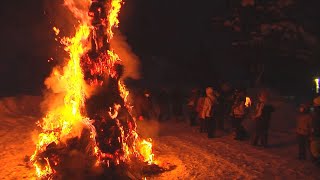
251, 119, 268, 147
189, 109, 197, 126
232, 117, 245, 140
199, 118, 207, 133
297, 134, 309, 160
207, 117, 216, 138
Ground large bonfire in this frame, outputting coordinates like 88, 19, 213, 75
30, 0, 154, 178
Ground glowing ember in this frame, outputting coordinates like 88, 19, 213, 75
53, 27, 60, 36
31, 0, 155, 178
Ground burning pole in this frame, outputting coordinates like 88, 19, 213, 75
30, 0, 154, 178
83, 0, 143, 166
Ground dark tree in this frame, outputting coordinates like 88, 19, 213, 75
216, 0, 320, 87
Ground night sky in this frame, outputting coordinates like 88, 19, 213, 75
0, 0, 319, 96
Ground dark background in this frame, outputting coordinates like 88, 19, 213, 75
0, 0, 319, 97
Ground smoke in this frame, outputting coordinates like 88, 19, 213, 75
136, 119, 160, 138
39, 65, 91, 140
43, 0, 90, 23
63, 0, 91, 24
40, 67, 65, 114
110, 30, 141, 80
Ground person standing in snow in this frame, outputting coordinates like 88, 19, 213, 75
230, 89, 248, 140
296, 104, 313, 160
134, 89, 153, 121
311, 96, 320, 165
217, 82, 233, 131
172, 88, 183, 121
251, 90, 274, 147
197, 90, 206, 132
187, 89, 199, 126
201, 87, 218, 138
158, 89, 170, 121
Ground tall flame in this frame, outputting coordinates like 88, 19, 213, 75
107, 0, 123, 40
31, 0, 154, 178
31, 24, 90, 178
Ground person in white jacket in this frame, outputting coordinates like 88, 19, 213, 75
201, 87, 218, 138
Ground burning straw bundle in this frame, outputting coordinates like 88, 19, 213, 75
30, 0, 154, 179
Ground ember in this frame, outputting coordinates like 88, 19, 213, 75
30, 0, 155, 178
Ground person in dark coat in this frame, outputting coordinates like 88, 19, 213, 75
187, 89, 199, 126
311, 96, 320, 165
296, 104, 313, 160
133, 89, 154, 121
172, 88, 183, 121
217, 83, 233, 131
158, 89, 170, 121
251, 91, 274, 147
230, 89, 248, 140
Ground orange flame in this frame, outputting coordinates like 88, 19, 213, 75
138, 139, 154, 164
118, 80, 129, 103
31, 24, 90, 178
31, 0, 155, 177
245, 97, 252, 107
107, 0, 123, 40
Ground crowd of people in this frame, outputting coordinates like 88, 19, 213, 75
130, 88, 185, 122
187, 86, 273, 143
187, 85, 320, 166
130, 84, 320, 167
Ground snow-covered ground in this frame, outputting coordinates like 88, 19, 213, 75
0, 96, 41, 179
152, 122, 320, 179
1, 96, 320, 179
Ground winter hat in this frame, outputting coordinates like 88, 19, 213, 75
314, 96, 320, 107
